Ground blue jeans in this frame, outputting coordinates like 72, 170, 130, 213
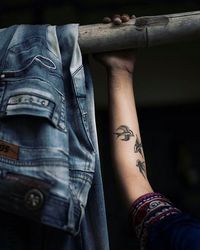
0, 24, 109, 249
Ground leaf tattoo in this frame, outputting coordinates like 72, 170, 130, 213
136, 160, 146, 178
114, 125, 134, 141
134, 135, 144, 157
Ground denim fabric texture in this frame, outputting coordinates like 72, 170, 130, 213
0, 24, 109, 249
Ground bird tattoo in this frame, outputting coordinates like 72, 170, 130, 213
134, 135, 144, 157
136, 160, 146, 178
113, 125, 134, 141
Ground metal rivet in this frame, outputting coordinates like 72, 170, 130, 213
41, 100, 48, 106
24, 189, 44, 211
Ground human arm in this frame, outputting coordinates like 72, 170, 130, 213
95, 49, 153, 208
94, 14, 200, 250
95, 49, 200, 249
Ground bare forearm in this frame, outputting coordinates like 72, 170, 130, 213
107, 69, 153, 207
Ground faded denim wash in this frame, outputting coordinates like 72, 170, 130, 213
0, 24, 109, 250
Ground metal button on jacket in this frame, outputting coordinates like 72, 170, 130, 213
24, 188, 44, 211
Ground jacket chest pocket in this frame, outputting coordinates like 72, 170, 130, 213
0, 82, 67, 134
0, 78, 69, 164
0, 36, 66, 133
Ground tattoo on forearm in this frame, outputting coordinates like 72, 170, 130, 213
113, 125, 134, 141
134, 135, 144, 158
136, 160, 146, 178
113, 124, 147, 178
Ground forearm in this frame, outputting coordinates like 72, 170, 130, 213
107, 69, 153, 207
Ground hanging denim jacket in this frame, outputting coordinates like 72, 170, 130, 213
0, 24, 96, 236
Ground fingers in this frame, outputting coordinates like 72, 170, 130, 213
121, 14, 130, 23
113, 14, 123, 25
102, 14, 136, 25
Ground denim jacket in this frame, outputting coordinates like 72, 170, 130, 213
0, 24, 96, 236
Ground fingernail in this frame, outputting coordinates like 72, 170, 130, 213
121, 14, 130, 22
113, 17, 122, 25
131, 14, 136, 19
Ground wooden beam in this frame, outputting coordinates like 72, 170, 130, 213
79, 11, 200, 53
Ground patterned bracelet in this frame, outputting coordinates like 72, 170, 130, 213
129, 192, 181, 250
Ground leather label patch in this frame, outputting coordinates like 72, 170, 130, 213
0, 140, 19, 160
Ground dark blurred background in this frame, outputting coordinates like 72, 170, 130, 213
1, 1, 200, 249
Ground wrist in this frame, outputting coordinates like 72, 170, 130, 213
107, 68, 134, 91
107, 68, 134, 78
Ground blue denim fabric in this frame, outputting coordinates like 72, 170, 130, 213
147, 213, 200, 250
0, 24, 109, 249
78, 59, 110, 250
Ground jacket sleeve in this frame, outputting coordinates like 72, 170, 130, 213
129, 192, 200, 250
